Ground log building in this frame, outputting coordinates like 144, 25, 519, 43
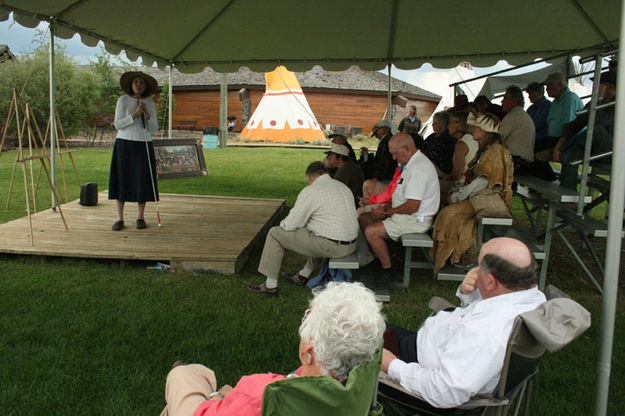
146, 65, 440, 136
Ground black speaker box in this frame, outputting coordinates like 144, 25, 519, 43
80, 182, 98, 206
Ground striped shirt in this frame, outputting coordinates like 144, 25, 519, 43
280, 174, 358, 241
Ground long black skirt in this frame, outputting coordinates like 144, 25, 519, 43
109, 138, 159, 202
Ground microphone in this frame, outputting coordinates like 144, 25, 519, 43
138, 98, 146, 129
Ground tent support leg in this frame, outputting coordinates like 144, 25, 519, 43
592, 2, 625, 413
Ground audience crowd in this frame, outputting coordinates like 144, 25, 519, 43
159, 68, 613, 415
247, 68, 615, 286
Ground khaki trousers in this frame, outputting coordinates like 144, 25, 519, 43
258, 226, 356, 279
160, 364, 217, 416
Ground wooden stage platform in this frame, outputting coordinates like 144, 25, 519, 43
0, 192, 285, 273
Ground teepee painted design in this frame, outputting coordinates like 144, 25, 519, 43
240, 66, 326, 142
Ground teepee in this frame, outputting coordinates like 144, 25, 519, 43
240, 66, 326, 142
421, 62, 485, 137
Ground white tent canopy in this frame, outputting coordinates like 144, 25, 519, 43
421, 63, 486, 137
0, 1, 619, 73
0, 2, 623, 415
476, 58, 571, 98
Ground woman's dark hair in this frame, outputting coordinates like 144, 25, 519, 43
409, 133, 424, 150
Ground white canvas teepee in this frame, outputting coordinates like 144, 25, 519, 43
240, 66, 326, 142
421, 62, 485, 137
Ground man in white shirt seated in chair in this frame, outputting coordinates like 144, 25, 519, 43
381, 237, 546, 409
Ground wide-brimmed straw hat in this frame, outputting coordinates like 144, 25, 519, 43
120, 71, 158, 98
467, 112, 500, 134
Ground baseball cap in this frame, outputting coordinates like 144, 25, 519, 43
324, 143, 349, 157
542, 72, 566, 85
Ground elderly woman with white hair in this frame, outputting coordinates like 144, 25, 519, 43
159, 282, 386, 416
430, 112, 514, 274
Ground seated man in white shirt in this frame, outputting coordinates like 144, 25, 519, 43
247, 161, 358, 297
380, 237, 546, 410
358, 133, 440, 287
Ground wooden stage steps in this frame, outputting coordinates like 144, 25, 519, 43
0, 192, 286, 273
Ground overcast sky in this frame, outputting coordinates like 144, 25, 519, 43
1, 18, 536, 98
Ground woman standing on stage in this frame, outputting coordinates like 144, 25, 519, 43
109, 71, 159, 231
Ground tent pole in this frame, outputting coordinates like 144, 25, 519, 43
49, 20, 57, 211
219, 73, 227, 148
168, 64, 173, 140
592, 2, 625, 414
387, 64, 392, 123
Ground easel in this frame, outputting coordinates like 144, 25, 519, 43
0, 89, 69, 245
40, 110, 81, 202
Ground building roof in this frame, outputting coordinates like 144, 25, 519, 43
144, 65, 440, 102
0, 44, 17, 62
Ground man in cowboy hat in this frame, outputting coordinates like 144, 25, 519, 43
324, 143, 364, 207
362, 120, 398, 199
328, 132, 357, 162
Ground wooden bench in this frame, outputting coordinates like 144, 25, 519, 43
349, 126, 362, 137
333, 126, 348, 136
328, 253, 389, 302
176, 120, 198, 130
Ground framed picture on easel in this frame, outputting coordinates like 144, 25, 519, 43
152, 139, 208, 179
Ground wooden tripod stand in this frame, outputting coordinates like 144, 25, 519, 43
0, 89, 69, 245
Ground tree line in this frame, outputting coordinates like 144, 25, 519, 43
0, 34, 173, 140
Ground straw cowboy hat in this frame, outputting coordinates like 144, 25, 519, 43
120, 71, 158, 98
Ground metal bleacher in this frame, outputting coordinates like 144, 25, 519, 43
512, 52, 623, 293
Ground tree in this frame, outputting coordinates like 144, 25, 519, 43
0, 36, 98, 137
156, 80, 175, 129
90, 49, 125, 115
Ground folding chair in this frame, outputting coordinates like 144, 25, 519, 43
261, 347, 383, 416
377, 285, 591, 416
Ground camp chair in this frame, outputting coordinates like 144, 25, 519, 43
377, 285, 591, 416
261, 347, 383, 416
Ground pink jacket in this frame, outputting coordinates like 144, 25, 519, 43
369, 166, 402, 204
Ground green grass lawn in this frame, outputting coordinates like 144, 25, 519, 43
0, 147, 623, 415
